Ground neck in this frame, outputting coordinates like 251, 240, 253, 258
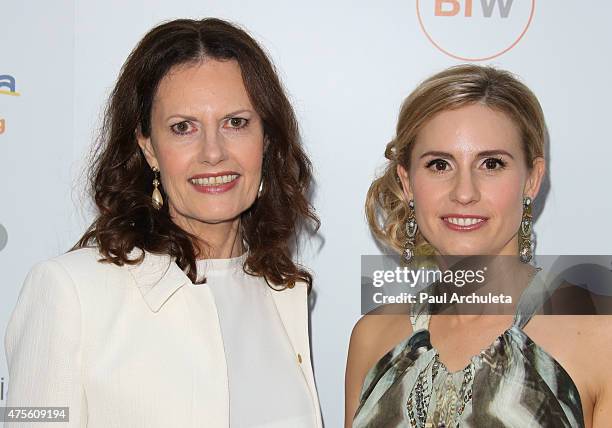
431, 253, 537, 319
171, 210, 244, 259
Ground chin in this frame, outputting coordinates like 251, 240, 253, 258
176, 207, 237, 224
437, 244, 492, 256
197, 214, 241, 224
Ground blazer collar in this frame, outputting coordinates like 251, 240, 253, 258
127, 248, 191, 313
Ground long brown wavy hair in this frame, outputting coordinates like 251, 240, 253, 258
366, 64, 546, 257
73, 18, 319, 289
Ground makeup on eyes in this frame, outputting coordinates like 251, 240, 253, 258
423, 155, 508, 173
169, 117, 251, 136
171, 121, 195, 135
223, 117, 250, 130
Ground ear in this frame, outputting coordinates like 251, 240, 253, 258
263, 134, 271, 153
524, 156, 545, 200
136, 126, 159, 169
396, 164, 413, 202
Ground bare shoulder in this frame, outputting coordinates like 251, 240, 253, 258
526, 314, 612, 426
347, 305, 414, 384
349, 308, 413, 367
534, 314, 612, 365
577, 315, 612, 427
565, 315, 612, 358
345, 306, 413, 426
581, 315, 612, 375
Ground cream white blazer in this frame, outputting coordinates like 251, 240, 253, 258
4, 247, 323, 427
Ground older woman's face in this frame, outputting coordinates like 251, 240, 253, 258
138, 59, 264, 227
397, 103, 544, 257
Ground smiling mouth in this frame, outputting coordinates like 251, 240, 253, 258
441, 216, 488, 231
443, 217, 485, 226
189, 174, 239, 186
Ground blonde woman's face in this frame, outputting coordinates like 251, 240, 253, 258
397, 103, 544, 257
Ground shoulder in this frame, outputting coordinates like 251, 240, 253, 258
35, 246, 119, 280
25, 247, 100, 275
53, 246, 104, 264
268, 278, 310, 301
22, 247, 145, 300
579, 316, 612, 386
349, 308, 413, 361
565, 315, 612, 425
590, 315, 612, 424
50, 246, 134, 274
49, 246, 170, 280
7, 253, 91, 339
21, 247, 108, 293
554, 315, 612, 366
267, 279, 310, 320
345, 309, 413, 422
541, 315, 612, 404
349, 314, 388, 348
347, 307, 413, 382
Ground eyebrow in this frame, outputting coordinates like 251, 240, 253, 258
221, 109, 254, 119
165, 109, 254, 122
419, 150, 515, 160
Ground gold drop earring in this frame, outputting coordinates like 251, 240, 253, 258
151, 166, 163, 209
519, 196, 532, 263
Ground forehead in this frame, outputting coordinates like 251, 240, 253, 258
414, 103, 522, 155
152, 59, 253, 116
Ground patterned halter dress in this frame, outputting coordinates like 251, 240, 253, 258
352, 269, 584, 428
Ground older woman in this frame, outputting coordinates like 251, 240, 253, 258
4, 18, 322, 428
345, 65, 612, 427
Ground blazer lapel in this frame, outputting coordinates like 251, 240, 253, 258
126, 248, 190, 313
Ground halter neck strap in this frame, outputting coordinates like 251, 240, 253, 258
512, 267, 555, 329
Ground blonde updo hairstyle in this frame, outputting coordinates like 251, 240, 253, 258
365, 64, 546, 257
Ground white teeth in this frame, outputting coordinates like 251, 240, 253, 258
445, 217, 484, 226
190, 174, 239, 186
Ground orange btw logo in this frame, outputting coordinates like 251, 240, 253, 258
417, 0, 535, 61
435, 0, 515, 17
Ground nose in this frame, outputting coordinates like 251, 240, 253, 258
449, 168, 480, 205
198, 128, 227, 166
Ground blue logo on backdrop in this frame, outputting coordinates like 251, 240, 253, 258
0, 75, 20, 96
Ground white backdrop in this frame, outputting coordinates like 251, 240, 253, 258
1, 1, 611, 426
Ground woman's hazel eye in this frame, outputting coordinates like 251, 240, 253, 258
227, 117, 248, 129
171, 121, 193, 135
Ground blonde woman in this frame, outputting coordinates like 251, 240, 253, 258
345, 65, 612, 427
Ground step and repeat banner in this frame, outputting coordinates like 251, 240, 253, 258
1, 1, 611, 426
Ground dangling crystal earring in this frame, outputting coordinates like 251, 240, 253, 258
519, 196, 532, 263
403, 199, 418, 263
151, 166, 163, 209
258, 179, 263, 198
